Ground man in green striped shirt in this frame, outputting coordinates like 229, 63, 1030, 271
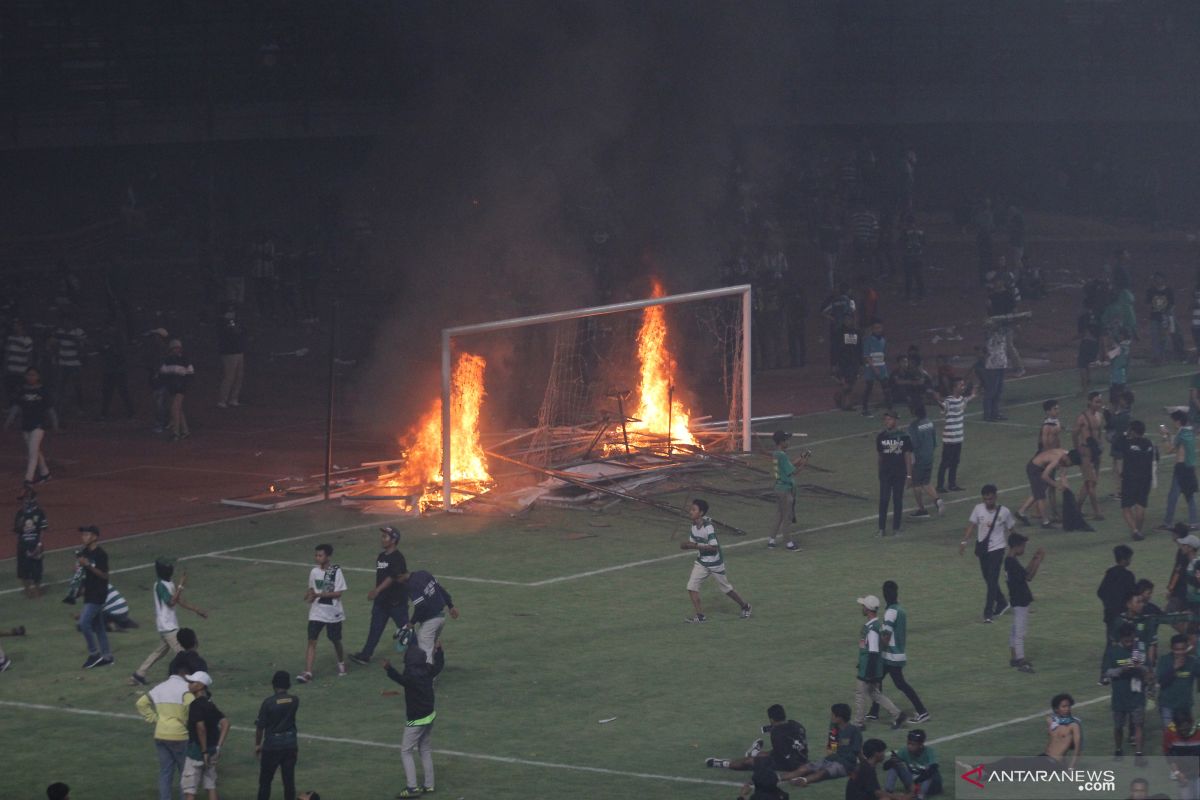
681, 499, 751, 623
868, 581, 930, 724
853, 594, 907, 730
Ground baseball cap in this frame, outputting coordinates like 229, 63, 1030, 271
185, 671, 213, 687
857, 594, 881, 611
908, 729, 927, 743
1180, 535, 1200, 549
380, 526, 401, 542
772, 430, 792, 444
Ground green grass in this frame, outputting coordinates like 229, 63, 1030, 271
2, 365, 1195, 799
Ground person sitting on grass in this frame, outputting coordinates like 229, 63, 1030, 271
706, 703, 807, 774
1103, 622, 1150, 763
846, 738, 913, 800
736, 757, 790, 800
779, 703, 860, 787
883, 729, 940, 799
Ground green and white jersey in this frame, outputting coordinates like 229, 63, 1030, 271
690, 518, 724, 572
308, 565, 348, 623
857, 618, 884, 680
153, 579, 179, 633
881, 603, 908, 663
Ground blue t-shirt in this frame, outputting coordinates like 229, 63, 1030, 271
863, 334, 888, 378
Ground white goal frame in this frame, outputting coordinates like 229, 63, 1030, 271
439, 284, 753, 509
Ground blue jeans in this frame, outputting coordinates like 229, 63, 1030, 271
79, 602, 111, 657
885, 764, 942, 798
982, 368, 1005, 419
1164, 467, 1198, 526
359, 602, 409, 659
155, 739, 186, 800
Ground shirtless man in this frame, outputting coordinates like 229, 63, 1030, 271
979, 693, 1081, 781
1073, 392, 1106, 520
1017, 400, 1062, 524
1023, 448, 1081, 528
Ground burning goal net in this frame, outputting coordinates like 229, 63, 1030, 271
434, 283, 751, 509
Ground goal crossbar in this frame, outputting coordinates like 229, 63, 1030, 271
439, 284, 753, 509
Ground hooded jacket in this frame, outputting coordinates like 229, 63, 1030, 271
385, 646, 445, 725
136, 674, 194, 741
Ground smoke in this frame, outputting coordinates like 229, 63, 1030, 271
351, 1, 799, 435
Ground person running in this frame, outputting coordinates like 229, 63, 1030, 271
867, 581, 930, 724
906, 403, 943, 519
935, 378, 973, 492
75, 525, 113, 669
1120, 421, 1156, 541
181, 671, 229, 800
383, 642, 445, 798
861, 319, 889, 416
780, 703, 860, 787
1023, 448, 1080, 528
4, 366, 56, 486
1072, 392, 1106, 520
1005, 532, 1044, 673
131, 558, 208, 686
960, 484, 1015, 623
1160, 410, 1199, 532
681, 498, 751, 623
297, 544, 347, 684
14, 489, 47, 598
349, 527, 409, 666
255, 670, 300, 800
875, 411, 913, 537
705, 703, 807, 774
400, 569, 459, 663
768, 430, 808, 550
852, 594, 907, 730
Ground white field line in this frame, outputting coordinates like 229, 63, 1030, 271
0, 519, 409, 597
0, 701, 741, 788
926, 695, 1109, 745
205, 553, 530, 586
202, 474, 1060, 590
800, 368, 1193, 449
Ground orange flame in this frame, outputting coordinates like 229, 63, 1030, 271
629, 281, 696, 447
393, 352, 492, 510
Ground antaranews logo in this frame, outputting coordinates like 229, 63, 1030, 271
955, 756, 1172, 799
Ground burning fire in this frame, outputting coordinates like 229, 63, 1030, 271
391, 352, 493, 510
628, 281, 696, 447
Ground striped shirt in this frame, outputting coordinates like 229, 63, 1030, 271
103, 584, 130, 617
54, 327, 86, 368
1191, 289, 1200, 330
3, 334, 32, 375
690, 517, 724, 571
850, 210, 878, 243
881, 603, 908, 663
941, 396, 965, 444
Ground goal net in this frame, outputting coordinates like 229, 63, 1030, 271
437, 284, 751, 508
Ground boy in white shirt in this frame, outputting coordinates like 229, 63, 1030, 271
130, 557, 207, 686
297, 544, 348, 683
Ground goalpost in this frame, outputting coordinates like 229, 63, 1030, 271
439, 284, 753, 509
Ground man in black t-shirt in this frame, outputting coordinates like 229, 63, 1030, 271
845, 739, 907, 800
1005, 532, 1044, 673
1120, 421, 1156, 541
256, 670, 300, 800
182, 671, 229, 800
76, 525, 113, 669
349, 527, 409, 665
876, 411, 913, 537
706, 703, 807, 774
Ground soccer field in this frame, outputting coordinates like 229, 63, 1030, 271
1, 365, 1195, 799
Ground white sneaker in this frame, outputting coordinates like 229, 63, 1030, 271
296, 671, 313, 684
337, 663, 347, 677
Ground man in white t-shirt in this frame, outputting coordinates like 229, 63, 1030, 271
959, 484, 1015, 623
130, 557, 208, 686
297, 544, 347, 683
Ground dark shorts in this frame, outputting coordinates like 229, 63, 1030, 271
16, 553, 43, 582
307, 620, 343, 642
1085, 437, 1102, 468
1120, 481, 1150, 509
1077, 339, 1099, 369
1027, 460, 1048, 501
913, 461, 933, 486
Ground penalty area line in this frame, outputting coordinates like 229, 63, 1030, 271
0, 701, 741, 788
